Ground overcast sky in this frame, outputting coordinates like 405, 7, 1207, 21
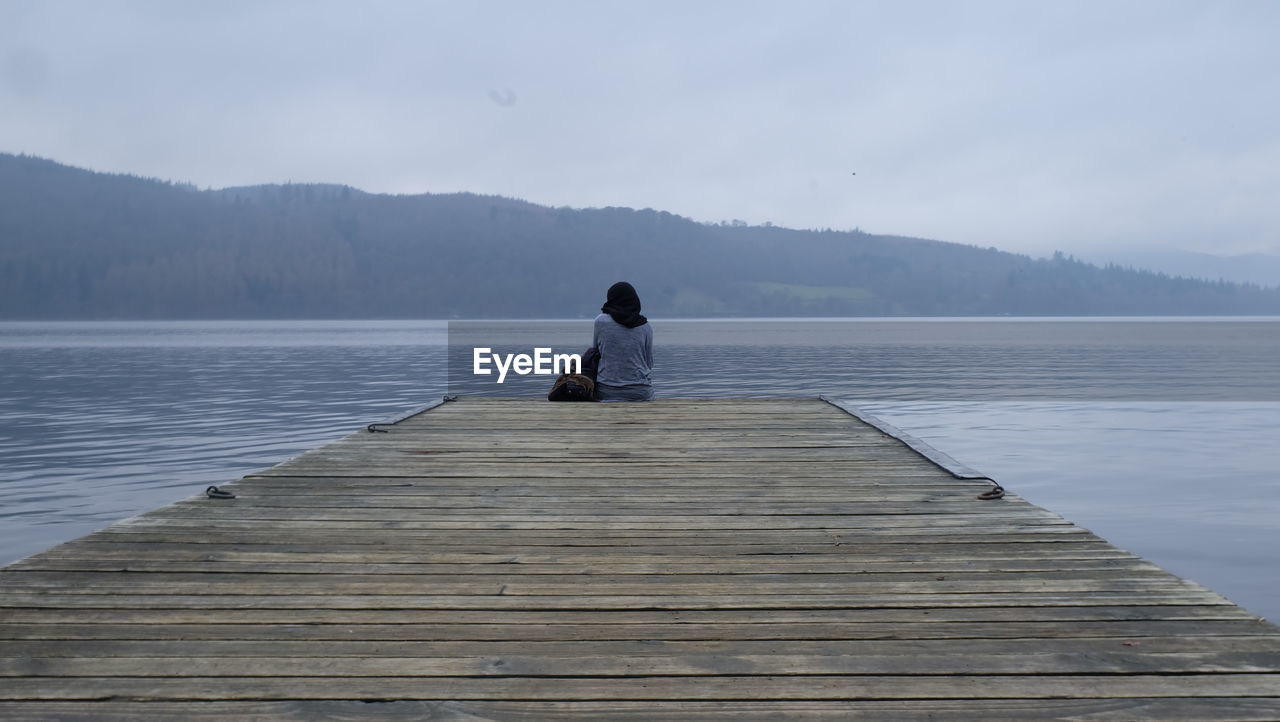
3, 0, 1278, 258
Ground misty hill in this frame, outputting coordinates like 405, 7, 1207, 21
1084, 249, 1280, 289
3, 153, 1279, 319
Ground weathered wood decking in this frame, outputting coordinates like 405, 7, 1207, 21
2, 397, 1279, 719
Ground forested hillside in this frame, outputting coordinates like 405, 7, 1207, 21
3, 153, 1278, 318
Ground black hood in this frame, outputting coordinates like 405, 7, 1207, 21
601, 281, 648, 328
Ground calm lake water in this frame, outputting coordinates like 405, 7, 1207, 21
2, 318, 1278, 621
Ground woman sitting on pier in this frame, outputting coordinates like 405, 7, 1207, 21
593, 281, 655, 401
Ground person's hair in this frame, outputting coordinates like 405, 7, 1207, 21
602, 281, 647, 328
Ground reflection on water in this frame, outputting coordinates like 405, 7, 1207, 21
855, 401, 1280, 622
1, 319, 1278, 621
0, 322, 447, 561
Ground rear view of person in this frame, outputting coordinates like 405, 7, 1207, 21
593, 281, 654, 401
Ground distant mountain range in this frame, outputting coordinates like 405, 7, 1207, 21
2, 152, 1279, 319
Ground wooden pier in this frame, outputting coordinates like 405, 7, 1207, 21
2, 397, 1278, 719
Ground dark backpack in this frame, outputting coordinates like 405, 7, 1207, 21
547, 346, 599, 402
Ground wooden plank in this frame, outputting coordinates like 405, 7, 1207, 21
6, 698, 1280, 721
9, 558, 1162, 575
0, 569, 1194, 587
8, 635, 1280, 658
1, 604, 1260, 625
7, 649, 1280, 676
4, 674, 1280, 701
0, 592, 1234, 610
153, 499, 1037, 512
2, 580, 1207, 598
107, 517, 1081, 530
140, 504, 1055, 518
30, 537, 1134, 554
4, 620, 1272, 642
76, 532, 1119, 547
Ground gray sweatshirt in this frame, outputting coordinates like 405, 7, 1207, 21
592, 313, 654, 401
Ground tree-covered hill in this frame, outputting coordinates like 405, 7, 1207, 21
3, 152, 1277, 319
